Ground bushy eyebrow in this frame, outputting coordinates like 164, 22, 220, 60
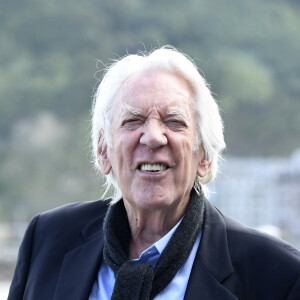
167, 109, 186, 117
119, 104, 190, 125
120, 104, 142, 118
166, 109, 190, 125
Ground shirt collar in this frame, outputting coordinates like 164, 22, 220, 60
132, 218, 182, 267
154, 218, 182, 254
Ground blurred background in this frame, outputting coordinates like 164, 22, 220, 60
1, 0, 300, 297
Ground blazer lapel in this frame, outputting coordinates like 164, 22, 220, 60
53, 210, 107, 300
184, 199, 237, 300
184, 257, 237, 300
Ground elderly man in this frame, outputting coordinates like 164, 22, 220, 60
9, 47, 300, 300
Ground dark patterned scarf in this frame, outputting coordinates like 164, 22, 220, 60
103, 189, 205, 300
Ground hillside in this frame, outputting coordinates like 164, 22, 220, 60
1, 0, 300, 219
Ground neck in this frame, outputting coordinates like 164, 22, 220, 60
124, 200, 188, 259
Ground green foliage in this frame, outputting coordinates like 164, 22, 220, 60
1, 0, 300, 220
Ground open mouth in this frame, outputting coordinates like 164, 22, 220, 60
138, 163, 168, 172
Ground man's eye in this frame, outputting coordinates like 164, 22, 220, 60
122, 119, 143, 129
126, 119, 142, 124
165, 120, 186, 129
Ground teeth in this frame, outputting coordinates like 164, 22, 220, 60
140, 164, 167, 172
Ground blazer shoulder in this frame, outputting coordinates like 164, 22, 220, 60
39, 198, 111, 224
200, 201, 300, 299
9, 199, 111, 300
222, 213, 300, 272
30, 199, 111, 243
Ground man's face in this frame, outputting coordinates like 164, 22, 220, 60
100, 71, 210, 212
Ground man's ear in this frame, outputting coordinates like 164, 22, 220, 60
197, 158, 212, 178
97, 135, 112, 175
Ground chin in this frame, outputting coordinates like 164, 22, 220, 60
132, 188, 175, 211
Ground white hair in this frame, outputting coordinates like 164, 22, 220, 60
92, 46, 225, 201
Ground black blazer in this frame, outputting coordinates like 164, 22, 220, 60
8, 198, 300, 300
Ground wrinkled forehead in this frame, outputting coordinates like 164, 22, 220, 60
114, 70, 195, 115
121, 70, 194, 94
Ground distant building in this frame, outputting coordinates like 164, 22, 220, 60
209, 149, 300, 250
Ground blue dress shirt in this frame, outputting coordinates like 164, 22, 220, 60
89, 220, 202, 300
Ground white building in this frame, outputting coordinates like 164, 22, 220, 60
209, 150, 300, 250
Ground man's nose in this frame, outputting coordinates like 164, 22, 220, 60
139, 120, 167, 149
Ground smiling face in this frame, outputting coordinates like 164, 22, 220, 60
99, 71, 210, 214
